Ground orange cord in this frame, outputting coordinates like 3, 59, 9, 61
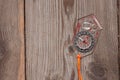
77, 54, 82, 80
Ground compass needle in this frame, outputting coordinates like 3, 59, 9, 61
78, 37, 84, 41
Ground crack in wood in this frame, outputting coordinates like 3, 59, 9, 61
117, 0, 120, 78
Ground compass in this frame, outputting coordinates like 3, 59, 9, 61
74, 31, 95, 53
73, 15, 102, 80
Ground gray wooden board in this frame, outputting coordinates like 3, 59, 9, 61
25, 0, 119, 80
0, 0, 24, 80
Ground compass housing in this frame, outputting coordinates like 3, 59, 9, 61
74, 31, 95, 53
73, 14, 102, 56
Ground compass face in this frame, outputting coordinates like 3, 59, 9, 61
74, 31, 95, 53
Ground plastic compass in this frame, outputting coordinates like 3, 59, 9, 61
73, 14, 103, 57
73, 14, 103, 80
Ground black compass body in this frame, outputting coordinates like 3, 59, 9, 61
74, 31, 95, 53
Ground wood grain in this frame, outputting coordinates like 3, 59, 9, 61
25, 0, 119, 80
0, 0, 25, 80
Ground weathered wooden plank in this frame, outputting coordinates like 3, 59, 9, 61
0, 0, 25, 80
25, 0, 119, 80
76, 0, 119, 80
118, 0, 120, 77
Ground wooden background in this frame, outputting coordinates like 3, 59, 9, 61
0, 0, 119, 80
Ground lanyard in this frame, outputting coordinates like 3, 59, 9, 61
77, 54, 82, 80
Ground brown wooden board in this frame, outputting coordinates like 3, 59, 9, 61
25, 0, 119, 80
118, 0, 120, 78
0, 0, 25, 80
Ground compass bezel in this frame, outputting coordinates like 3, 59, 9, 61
74, 31, 95, 53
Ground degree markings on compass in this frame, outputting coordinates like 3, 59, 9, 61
74, 31, 95, 53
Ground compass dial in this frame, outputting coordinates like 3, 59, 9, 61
74, 31, 95, 53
